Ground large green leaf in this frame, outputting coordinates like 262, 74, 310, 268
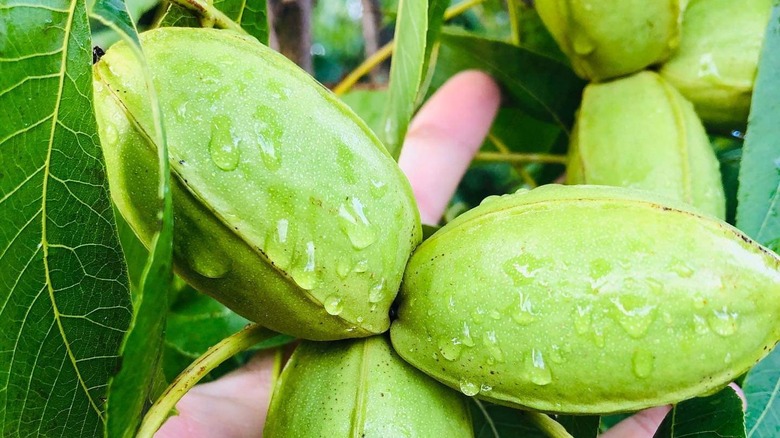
653, 386, 745, 438
736, 6, 780, 436
0, 0, 132, 435
736, 4, 780, 251
381, 0, 447, 159
430, 29, 585, 131
744, 347, 780, 438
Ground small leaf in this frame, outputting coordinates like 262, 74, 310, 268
157, 0, 268, 44
0, 0, 132, 435
736, 5, 780, 251
431, 29, 585, 131
744, 347, 780, 438
653, 386, 746, 438
91, 1, 175, 436
382, 0, 448, 159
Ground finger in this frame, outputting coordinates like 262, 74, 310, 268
729, 382, 747, 411
399, 70, 501, 225
600, 405, 671, 438
155, 348, 279, 438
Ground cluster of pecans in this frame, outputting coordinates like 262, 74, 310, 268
93, 1, 779, 435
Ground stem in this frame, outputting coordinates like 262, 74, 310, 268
333, 42, 395, 95
136, 324, 277, 438
522, 412, 574, 438
332, 0, 490, 95
475, 151, 568, 165
506, 0, 521, 46
487, 133, 538, 187
168, 0, 247, 34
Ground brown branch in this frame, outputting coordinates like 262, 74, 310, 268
267, 0, 313, 73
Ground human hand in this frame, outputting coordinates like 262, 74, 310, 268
156, 70, 681, 438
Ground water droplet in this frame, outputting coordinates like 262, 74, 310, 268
549, 345, 564, 364
368, 278, 385, 303
574, 305, 592, 335
324, 295, 343, 315
480, 383, 492, 393
336, 257, 351, 278
632, 350, 654, 378
488, 310, 501, 320
482, 331, 504, 363
609, 296, 656, 339
264, 219, 291, 269
459, 378, 480, 396
526, 349, 552, 386
693, 314, 709, 334
356, 316, 364, 323
103, 124, 118, 146
692, 293, 707, 309
503, 254, 540, 287
471, 308, 485, 324
511, 292, 536, 325
369, 179, 388, 199
336, 146, 358, 184
592, 327, 605, 348
291, 241, 317, 290
188, 247, 231, 279
338, 197, 377, 249
438, 337, 463, 361
724, 352, 732, 363
461, 322, 475, 347
671, 262, 694, 278
697, 53, 721, 80
208, 115, 240, 171
572, 31, 595, 55
254, 105, 282, 170
353, 258, 369, 273
708, 306, 738, 336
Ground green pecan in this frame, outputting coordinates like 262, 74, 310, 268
390, 185, 780, 414
567, 71, 726, 219
535, 0, 683, 81
264, 335, 473, 437
659, 0, 773, 129
93, 28, 421, 340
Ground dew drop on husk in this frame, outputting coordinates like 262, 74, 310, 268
338, 197, 377, 249
632, 349, 654, 378
208, 115, 240, 171
459, 378, 480, 396
323, 295, 343, 315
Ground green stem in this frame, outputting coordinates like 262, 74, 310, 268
332, 0, 490, 95
523, 412, 574, 438
168, 0, 247, 34
487, 133, 538, 187
506, 0, 521, 46
136, 324, 277, 438
475, 151, 568, 165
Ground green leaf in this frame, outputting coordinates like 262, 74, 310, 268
430, 29, 585, 131
653, 386, 746, 438
736, 5, 780, 252
157, 0, 268, 44
0, 0, 132, 435
162, 285, 250, 382
557, 415, 600, 438
382, 0, 448, 159
744, 347, 780, 438
91, 2, 175, 436
340, 88, 388, 139
470, 400, 546, 438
